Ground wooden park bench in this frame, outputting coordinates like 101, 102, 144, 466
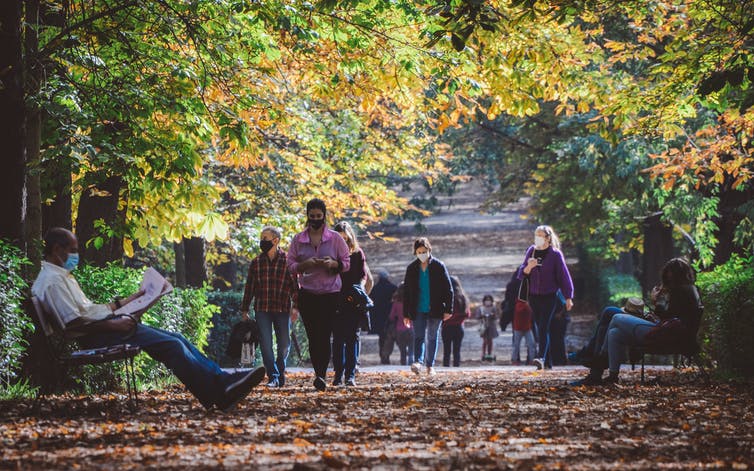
29, 297, 141, 408
631, 306, 709, 384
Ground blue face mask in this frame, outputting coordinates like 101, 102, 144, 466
63, 253, 79, 272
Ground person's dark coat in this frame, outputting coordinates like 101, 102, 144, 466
226, 319, 260, 359
403, 257, 453, 320
368, 277, 397, 334
500, 273, 521, 331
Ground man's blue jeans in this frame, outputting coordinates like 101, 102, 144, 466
412, 313, 442, 367
255, 311, 291, 383
82, 324, 228, 409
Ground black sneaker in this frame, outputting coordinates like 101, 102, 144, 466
216, 366, 266, 412
570, 373, 603, 387
332, 376, 342, 386
313, 376, 327, 391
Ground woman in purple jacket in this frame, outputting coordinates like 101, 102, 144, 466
517, 225, 574, 370
287, 198, 351, 391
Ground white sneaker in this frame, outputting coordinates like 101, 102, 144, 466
426, 366, 436, 377
410, 362, 422, 375
533, 358, 545, 370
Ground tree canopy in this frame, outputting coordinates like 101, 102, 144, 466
2, 0, 752, 275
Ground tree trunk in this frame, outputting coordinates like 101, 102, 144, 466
184, 236, 207, 288
641, 212, 674, 294
212, 242, 238, 291
75, 175, 125, 266
0, 0, 26, 248
41, 157, 73, 235
24, 0, 43, 271
174, 240, 187, 288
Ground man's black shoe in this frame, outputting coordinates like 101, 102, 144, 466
216, 366, 266, 412
314, 376, 327, 391
570, 373, 603, 387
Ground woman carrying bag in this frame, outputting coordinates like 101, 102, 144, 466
517, 225, 574, 370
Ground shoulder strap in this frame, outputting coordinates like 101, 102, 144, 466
517, 277, 529, 301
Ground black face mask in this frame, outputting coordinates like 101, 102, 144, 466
259, 239, 274, 253
308, 219, 324, 230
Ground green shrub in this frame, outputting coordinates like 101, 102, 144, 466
71, 264, 217, 390
697, 255, 754, 377
599, 269, 643, 308
206, 291, 244, 366
0, 240, 33, 393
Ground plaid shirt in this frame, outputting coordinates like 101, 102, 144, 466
241, 248, 298, 314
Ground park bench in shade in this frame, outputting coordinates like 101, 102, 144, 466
29, 297, 141, 409
631, 306, 709, 384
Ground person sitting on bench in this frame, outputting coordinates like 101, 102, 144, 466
31, 227, 265, 411
572, 258, 702, 386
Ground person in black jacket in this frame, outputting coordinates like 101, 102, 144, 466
370, 268, 397, 364
403, 237, 453, 377
331, 221, 373, 387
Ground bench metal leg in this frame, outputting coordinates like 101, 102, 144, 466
125, 357, 139, 411
692, 353, 710, 384
641, 354, 646, 383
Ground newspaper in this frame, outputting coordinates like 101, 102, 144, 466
114, 267, 173, 316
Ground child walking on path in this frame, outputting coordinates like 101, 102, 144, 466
477, 294, 500, 361
512, 279, 536, 365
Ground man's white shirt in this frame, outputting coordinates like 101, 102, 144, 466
32, 261, 112, 327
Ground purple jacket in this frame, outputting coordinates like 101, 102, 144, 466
517, 245, 574, 299
287, 226, 351, 294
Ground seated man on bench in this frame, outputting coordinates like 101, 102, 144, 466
31, 227, 265, 411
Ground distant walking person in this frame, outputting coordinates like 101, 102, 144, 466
287, 199, 351, 391
384, 284, 413, 365
331, 221, 373, 387
517, 225, 574, 370
510, 279, 536, 366
476, 294, 500, 361
370, 268, 397, 364
403, 238, 453, 377
240, 226, 299, 388
442, 276, 470, 367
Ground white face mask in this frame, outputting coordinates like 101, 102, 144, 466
416, 253, 429, 263
534, 236, 546, 249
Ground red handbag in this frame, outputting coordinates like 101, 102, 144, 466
512, 277, 533, 331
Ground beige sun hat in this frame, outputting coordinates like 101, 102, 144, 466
622, 297, 645, 316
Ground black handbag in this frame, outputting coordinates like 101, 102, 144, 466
225, 318, 261, 359
344, 283, 374, 331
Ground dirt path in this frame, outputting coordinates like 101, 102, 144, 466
358, 179, 593, 365
3, 369, 751, 470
